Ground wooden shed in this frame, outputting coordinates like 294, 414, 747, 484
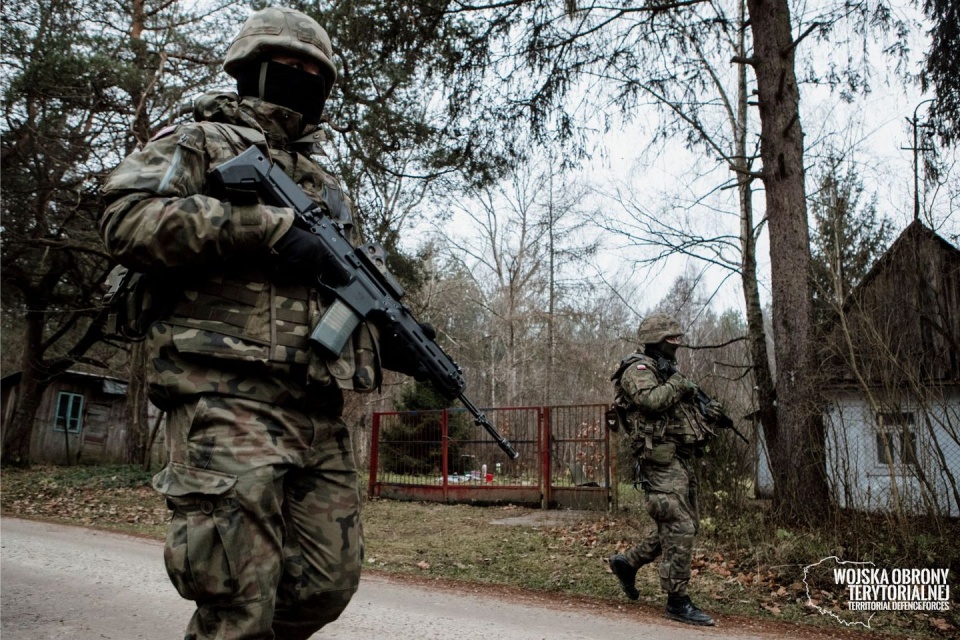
1, 370, 164, 465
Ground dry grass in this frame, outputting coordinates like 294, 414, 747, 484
2, 464, 956, 639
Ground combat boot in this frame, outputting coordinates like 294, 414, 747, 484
665, 594, 715, 626
608, 554, 639, 600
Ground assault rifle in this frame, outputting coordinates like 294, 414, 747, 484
211, 146, 519, 460
656, 356, 748, 444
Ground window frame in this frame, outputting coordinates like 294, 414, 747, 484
874, 411, 917, 468
53, 391, 85, 434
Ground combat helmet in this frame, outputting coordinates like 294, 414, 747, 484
636, 313, 683, 345
223, 7, 337, 96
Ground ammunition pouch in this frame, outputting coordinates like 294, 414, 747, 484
102, 265, 172, 341
605, 404, 633, 434
643, 442, 676, 466
604, 406, 620, 432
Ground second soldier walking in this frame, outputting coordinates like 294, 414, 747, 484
606, 313, 726, 626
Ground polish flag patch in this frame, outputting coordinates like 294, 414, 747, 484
636, 364, 647, 370
150, 125, 177, 141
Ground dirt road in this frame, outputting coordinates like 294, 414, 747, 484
1, 517, 794, 639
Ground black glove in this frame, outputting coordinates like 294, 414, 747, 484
271, 226, 350, 286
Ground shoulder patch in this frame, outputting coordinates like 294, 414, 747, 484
635, 364, 647, 370
150, 125, 178, 141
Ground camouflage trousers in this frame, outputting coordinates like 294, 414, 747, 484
623, 456, 699, 596
151, 394, 362, 640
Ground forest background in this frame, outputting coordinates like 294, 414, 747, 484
1, 1, 959, 631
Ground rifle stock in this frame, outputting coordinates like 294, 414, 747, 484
211, 147, 519, 459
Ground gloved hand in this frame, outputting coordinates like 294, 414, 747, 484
271, 226, 350, 286
704, 399, 725, 421
668, 372, 698, 398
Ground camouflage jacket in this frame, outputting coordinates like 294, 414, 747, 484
100, 92, 380, 411
612, 352, 707, 447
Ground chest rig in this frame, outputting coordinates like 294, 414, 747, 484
611, 353, 708, 457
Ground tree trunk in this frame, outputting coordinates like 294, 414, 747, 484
733, 0, 779, 471
739, 173, 779, 466
2, 313, 48, 465
746, 0, 829, 523
125, 341, 150, 464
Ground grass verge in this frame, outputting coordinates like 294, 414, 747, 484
2, 464, 956, 638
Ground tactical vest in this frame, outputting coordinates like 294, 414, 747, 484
610, 352, 709, 456
106, 117, 379, 398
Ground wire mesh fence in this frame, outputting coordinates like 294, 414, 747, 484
756, 389, 960, 519
369, 404, 612, 509
546, 404, 610, 488
372, 406, 541, 487
371, 390, 960, 518
823, 392, 960, 518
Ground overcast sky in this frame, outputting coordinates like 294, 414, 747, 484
403, 0, 956, 322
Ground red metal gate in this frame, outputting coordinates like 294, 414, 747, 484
368, 404, 612, 510
544, 404, 613, 510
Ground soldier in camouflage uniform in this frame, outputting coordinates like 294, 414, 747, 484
100, 7, 382, 639
606, 313, 723, 626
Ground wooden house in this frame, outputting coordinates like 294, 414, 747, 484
754, 221, 959, 516
1, 370, 164, 465
819, 220, 960, 517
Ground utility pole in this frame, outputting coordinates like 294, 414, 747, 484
904, 98, 935, 221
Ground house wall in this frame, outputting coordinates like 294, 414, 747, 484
754, 424, 774, 499
30, 377, 119, 463
823, 388, 960, 518
760, 224, 960, 516
1, 382, 20, 435
24, 375, 163, 465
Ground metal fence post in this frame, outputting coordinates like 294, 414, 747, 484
368, 411, 381, 499
606, 415, 617, 511
442, 407, 449, 502
541, 406, 551, 510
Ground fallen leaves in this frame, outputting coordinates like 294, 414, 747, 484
6, 466, 957, 640
931, 618, 955, 631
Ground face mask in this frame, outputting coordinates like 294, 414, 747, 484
653, 340, 679, 361
236, 61, 327, 124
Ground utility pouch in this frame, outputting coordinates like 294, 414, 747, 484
643, 442, 676, 466
604, 406, 620, 433
102, 264, 170, 341
605, 404, 632, 433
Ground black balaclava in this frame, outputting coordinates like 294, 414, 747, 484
236, 60, 327, 125
645, 339, 679, 362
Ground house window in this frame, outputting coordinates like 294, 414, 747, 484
875, 412, 917, 466
53, 392, 84, 433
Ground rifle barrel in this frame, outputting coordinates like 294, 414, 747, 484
458, 394, 520, 460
